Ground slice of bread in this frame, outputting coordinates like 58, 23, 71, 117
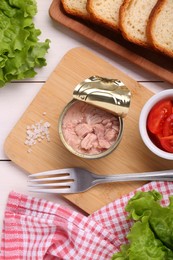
86, 0, 124, 31
61, 0, 90, 20
147, 0, 173, 58
119, 0, 158, 47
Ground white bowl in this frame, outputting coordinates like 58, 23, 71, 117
139, 89, 173, 160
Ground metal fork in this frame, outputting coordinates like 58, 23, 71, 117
28, 168, 173, 194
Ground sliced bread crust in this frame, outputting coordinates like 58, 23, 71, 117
86, 0, 124, 31
61, 0, 90, 20
119, 0, 158, 47
147, 0, 173, 58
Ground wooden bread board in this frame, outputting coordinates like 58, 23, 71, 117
49, 0, 173, 85
4, 48, 173, 214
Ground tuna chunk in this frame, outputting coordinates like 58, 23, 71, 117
99, 139, 111, 149
93, 124, 104, 139
81, 133, 97, 150
105, 129, 117, 142
75, 123, 93, 138
64, 130, 80, 150
86, 113, 103, 125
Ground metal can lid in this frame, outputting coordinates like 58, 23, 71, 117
73, 76, 131, 117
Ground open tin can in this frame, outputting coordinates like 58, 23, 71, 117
58, 76, 131, 159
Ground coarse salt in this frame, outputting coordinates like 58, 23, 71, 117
25, 119, 51, 153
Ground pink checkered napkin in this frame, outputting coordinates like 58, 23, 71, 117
0, 192, 121, 260
1, 181, 173, 260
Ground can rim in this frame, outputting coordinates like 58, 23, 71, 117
58, 99, 124, 159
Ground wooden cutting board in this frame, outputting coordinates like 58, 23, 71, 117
4, 48, 173, 214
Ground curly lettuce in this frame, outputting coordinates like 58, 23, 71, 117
112, 190, 173, 260
0, 0, 50, 87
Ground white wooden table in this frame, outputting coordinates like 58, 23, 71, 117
0, 0, 172, 236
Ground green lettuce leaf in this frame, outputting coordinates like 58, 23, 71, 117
111, 190, 173, 260
126, 190, 173, 250
0, 0, 50, 87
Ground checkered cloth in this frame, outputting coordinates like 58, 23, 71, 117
1, 181, 173, 259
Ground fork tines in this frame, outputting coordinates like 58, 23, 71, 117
28, 169, 74, 194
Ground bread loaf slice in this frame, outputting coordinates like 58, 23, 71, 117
61, 0, 90, 20
119, 0, 158, 47
147, 0, 173, 58
86, 0, 124, 31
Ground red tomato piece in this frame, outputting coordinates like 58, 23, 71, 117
163, 113, 173, 136
147, 100, 172, 134
159, 135, 173, 153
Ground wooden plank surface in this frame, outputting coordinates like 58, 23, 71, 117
4, 48, 173, 214
49, 0, 173, 85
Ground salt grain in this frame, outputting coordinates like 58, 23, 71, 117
24, 119, 51, 152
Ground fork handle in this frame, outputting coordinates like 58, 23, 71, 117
92, 170, 173, 185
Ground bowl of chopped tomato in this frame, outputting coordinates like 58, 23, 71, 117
139, 89, 173, 160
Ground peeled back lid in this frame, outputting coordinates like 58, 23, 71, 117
73, 75, 131, 117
